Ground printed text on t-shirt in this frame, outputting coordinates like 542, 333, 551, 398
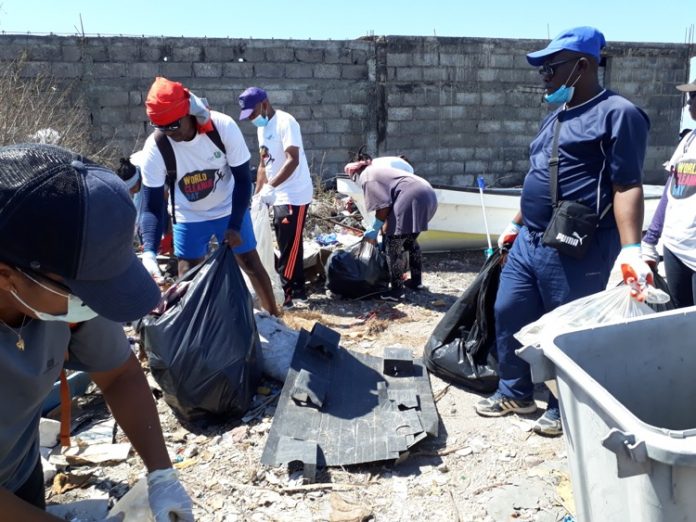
178, 168, 225, 202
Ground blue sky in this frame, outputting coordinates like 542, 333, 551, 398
0, 0, 693, 43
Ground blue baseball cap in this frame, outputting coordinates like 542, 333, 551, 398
527, 26, 606, 66
238, 87, 268, 120
0, 144, 160, 322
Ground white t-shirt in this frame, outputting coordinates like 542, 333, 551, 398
663, 130, 696, 270
140, 111, 251, 223
371, 156, 414, 174
258, 109, 313, 206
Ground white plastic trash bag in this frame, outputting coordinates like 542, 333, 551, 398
515, 285, 662, 348
245, 196, 284, 306
255, 311, 298, 382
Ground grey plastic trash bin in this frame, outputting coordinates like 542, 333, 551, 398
517, 308, 696, 522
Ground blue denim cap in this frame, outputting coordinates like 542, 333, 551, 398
527, 26, 606, 66
0, 144, 160, 322
238, 87, 267, 120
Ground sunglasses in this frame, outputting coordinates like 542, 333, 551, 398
538, 58, 577, 78
150, 118, 182, 132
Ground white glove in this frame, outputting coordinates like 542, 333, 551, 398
617, 244, 654, 301
641, 240, 660, 266
147, 468, 194, 522
497, 221, 521, 249
259, 183, 276, 206
141, 251, 163, 283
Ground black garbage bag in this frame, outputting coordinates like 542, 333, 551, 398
648, 269, 675, 313
325, 239, 389, 299
424, 249, 502, 393
140, 247, 260, 422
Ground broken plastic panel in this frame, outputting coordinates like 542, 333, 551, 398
261, 323, 439, 481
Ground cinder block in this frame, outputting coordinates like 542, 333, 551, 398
129, 62, 161, 79
285, 64, 315, 79
255, 63, 285, 78
324, 47, 353, 64
423, 67, 449, 81
172, 45, 203, 62
162, 62, 192, 77
413, 52, 439, 67
341, 65, 367, 80
18, 61, 51, 78
350, 49, 370, 65
61, 45, 82, 62
109, 44, 140, 62
295, 48, 324, 63
193, 63, 222, 78
98, 91, 130, 107
92, 63, 127, 79
313, 64, 342, 79
222, 62, 255, 78
51, 62, 82, 78
324, 119, 352, 134
340, 104, 367, 119
396, 67, 423, 81
266, 47, 295, 63
129, 90, 143, 106
387, 53, 412, 67
388, 107, 413, 121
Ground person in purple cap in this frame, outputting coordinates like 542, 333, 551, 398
478, 27, 652, 437
238, 87, 314, 309
0, 144, 193, 520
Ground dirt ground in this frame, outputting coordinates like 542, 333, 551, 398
47, 250, 573, 522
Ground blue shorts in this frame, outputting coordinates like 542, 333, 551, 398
173, 209, 256, 259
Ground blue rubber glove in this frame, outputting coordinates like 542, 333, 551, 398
364, 218, 384, 240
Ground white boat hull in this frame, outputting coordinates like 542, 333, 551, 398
336, 178, 664, 253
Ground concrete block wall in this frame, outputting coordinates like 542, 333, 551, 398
0, 33, 690, 185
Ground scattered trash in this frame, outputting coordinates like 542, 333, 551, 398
63, 442, 132, 466
73, 419, 116, 446
108, 477, 154, 522
329, 492, 373, 522
52, 470, 94, 495
255, 310, 299, 382
39, 418, 61, 448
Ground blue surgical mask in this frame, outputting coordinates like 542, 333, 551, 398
544, 60, 581, 105
251, 114, 269, 128
544, 85, 575, 104
12, 270, 98, 323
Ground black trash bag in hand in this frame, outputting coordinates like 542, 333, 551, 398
325, 239, 389, 299
140, 247, 261, 422
424, 249, 502, 393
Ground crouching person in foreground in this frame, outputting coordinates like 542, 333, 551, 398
0, 144, 193, 521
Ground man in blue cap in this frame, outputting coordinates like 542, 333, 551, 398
479, 27, 652, 436
0, 144, 193, 519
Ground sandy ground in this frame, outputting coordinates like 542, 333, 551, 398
47, 250, 573, 522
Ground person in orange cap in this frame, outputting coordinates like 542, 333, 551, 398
139, 77, 279, 316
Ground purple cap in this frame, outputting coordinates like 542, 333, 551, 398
238, 87, 268, 120
527, 26, 606, 66
0, 144, 160, 322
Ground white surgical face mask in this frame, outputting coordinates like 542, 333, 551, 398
12, 270, 98, 323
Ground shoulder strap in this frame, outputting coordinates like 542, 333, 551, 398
154, 131, 178, 225
548, 117, 562, 206
206, 120, 226, 154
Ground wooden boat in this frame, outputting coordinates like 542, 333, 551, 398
336, 177, 664, 253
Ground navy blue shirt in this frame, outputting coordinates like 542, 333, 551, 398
521, 89, 650, 231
